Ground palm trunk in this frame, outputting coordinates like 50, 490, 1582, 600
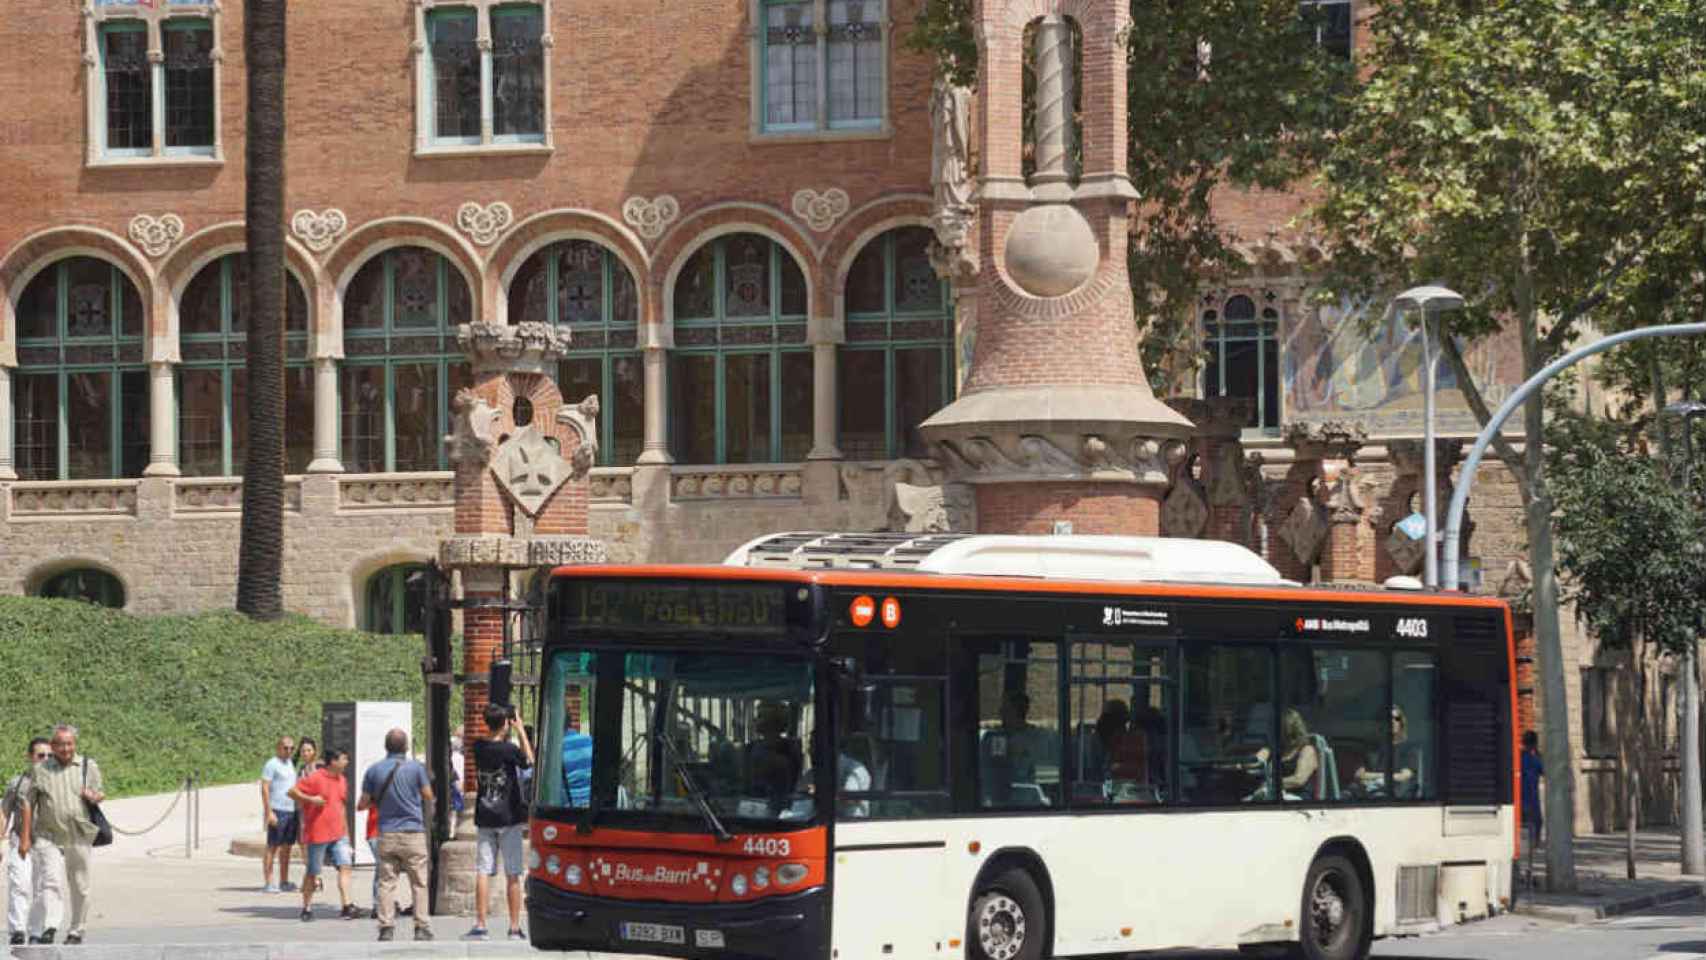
235, 0, 287, 619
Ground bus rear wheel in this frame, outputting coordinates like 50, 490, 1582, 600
968, 867, 1046, 960
1295, 854, 1371, 960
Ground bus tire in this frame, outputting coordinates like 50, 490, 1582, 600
968, 867, 1047, 960
1295, 854, 1371, 960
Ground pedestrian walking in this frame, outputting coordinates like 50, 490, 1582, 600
17, 725, 104, 945
293, 737, 322, 894
289, 748, 359, 921
259, 736, 299, 893
4, 738, 50, 945
467, 703, 533, 941
357, 729, 434, 942
1520, 729, 1544, 881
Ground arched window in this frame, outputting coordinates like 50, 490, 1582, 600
365, 563, 430, 635
37, 567, 126, 608
179, 254, 314, 475
341, 247, 472, 473
509, 240, 643, 465
1203, 293, 1281, 432
670, 234, 813, 464
838, 227, 954, 459
11, 257, 150, 480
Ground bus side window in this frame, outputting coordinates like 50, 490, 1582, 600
1284, 647, 1384, 803
1067, 638, 1170, 807
1180, 646, 1274, 805
974, 638, 1062, 810
1392, 652, 1438, 800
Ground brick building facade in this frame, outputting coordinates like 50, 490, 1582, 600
0, 0, 1649, 834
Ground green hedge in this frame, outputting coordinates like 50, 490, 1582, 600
0, 597, 458, 799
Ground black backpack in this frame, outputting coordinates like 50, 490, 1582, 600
476, 753, 522, 826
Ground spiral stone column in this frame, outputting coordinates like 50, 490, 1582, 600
920, 3, 1193, 535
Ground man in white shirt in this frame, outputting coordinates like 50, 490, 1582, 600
259, 736, 299, 894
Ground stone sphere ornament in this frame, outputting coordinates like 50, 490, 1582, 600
1002, 203, 1099, 298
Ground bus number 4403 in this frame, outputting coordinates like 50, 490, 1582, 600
743, 837, 791, 857
1395, 617, 1429, 639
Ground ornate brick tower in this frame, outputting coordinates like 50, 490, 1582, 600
920, 1, 1193, 535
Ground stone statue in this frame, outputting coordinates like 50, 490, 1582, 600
930, 75, 972, 211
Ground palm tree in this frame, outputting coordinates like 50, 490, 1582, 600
236, 0, 287, 619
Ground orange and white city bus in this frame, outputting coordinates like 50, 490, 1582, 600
524, 534, 1517, 960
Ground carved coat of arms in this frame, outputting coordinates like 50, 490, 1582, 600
492, 425, 570, 517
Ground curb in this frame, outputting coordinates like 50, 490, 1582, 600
1512, 881, 1704, 923
7, 945, 546, 960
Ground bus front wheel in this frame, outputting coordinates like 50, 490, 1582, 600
1295, 854, 1371, 960
968, 867, 1047, 960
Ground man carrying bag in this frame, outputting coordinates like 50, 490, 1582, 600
357, 729, 434, 942
18, 726, 104, 945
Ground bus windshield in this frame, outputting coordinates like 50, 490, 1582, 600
537, 647, 819, 829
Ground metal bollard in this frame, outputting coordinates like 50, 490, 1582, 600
193, 773, 201, 850
1627, 769, 1640, 880
184, 775, 193, 859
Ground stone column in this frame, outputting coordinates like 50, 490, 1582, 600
142, 360, 179, 477
0, 363, 14, 481
306, 357, 342, 473
436, 321, 607, 916
920, 3, 1191, 534
637, 346, 671, 465
1168, 397, 1255, 547
1268, 422, 1367, 583
808, 341, 840, 460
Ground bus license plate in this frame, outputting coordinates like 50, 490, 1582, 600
621, 922, 686, 945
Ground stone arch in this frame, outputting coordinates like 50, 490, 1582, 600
0, 226, 156, 345
158, 221, 325, 344
487, 209, 652, 327
21, 556, 132, 607
656, 204, 818, 342
822, 195, 933, 342
323, 217, 484, 340
347, 548, 435, 632
1003, 0, 1125, 37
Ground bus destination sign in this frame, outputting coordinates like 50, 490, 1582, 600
562, 580, 787, 633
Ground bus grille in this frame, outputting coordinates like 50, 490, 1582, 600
1396, 865, 1438, 922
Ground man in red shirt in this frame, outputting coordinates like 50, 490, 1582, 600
289, 749, 357, 921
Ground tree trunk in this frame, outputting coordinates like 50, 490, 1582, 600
235, 0, 287, 620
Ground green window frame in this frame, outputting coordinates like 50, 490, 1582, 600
669, 235, 813, 464
161, 17, 216, 153
339, 247, 472, 474
365, 563, 430, 635
11, 258, 149, 481
838, 226, 955, 460
1202, 293, 1281, 434
425, 3, 546, 147
508, 240, 643, 466
98, 19, 152, 157
176, 254, 313, 476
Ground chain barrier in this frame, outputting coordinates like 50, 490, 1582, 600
104, 777, 190, 837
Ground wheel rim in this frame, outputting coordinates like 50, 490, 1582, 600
1309, 869, 1351, 949
975, 892, 1028, 960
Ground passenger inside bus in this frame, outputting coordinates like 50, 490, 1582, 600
744, 701, 805, 804
1351, 706, 1423, 799
979, 690, 1057, 807
1253, 709, 1331, 801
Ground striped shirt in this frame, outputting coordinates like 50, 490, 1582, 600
28, 755, 102, 846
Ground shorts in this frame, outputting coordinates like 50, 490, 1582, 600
266, 810, 299, 847
476, 824, 526, 878
305, 838, 353, 876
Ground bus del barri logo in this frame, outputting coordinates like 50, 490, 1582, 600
588, 856, 722, 892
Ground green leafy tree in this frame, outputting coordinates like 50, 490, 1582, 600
905, 0, 1351, 393
1312, 0, 1706, 890
236, 0, 288, 619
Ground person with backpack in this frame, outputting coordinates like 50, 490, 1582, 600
5, 738, 50, 945
467, 704, 533, 941
357, 729, 434, 942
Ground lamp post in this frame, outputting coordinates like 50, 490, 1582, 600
1664, 399, 1706, 877
1392, 285, 1465, 588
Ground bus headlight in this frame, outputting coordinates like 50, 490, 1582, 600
545, 856, 562, 876
753, 867, 770, 890
776, 864, 808, 886
527, 850, 541, 872
730, 873, 748, 897
564, 864, 583, 886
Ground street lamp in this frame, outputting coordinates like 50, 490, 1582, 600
1662, 398, 1706, 877
1392, 285, 1466, 589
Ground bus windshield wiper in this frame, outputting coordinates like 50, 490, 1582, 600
656, 730, 731, 842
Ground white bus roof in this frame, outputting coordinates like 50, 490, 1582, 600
723, 532, 1291, 587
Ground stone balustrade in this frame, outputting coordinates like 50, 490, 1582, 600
669, 465, 805, 501
7, 480, 140, 519
589, 467, 634, 504
174, 477, 305, 514
336, 472, 457, 511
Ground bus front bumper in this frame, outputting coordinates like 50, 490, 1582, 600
526, 880, 829, 960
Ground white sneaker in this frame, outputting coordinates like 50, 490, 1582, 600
263, 883, 280, 894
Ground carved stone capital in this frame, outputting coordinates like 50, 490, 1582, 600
556, 394, 601, 480
933, 429, 1185, 486
458, 321, 572, 375
1386, 438, 1464, 478
1165, 396, 1254, 441
1284, 419, 1367, 461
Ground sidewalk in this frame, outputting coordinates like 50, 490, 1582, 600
1515, 825, 1706, 922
